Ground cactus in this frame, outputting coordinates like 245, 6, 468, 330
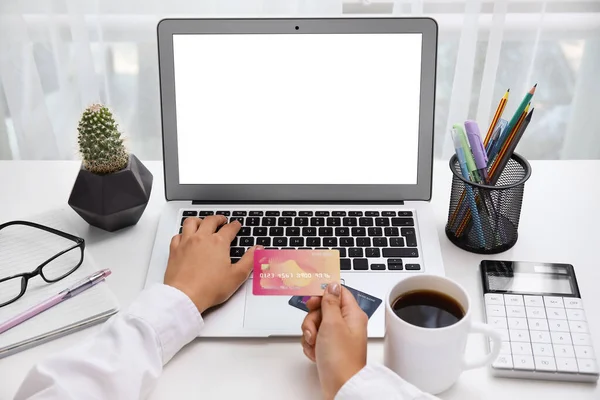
77, 104, 129, 174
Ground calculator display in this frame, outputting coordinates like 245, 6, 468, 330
489, 273, 574, 295
481, 260, 580, 297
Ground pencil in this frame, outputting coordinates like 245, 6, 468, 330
503, 84, 536, 144
484, 89, 509, 147
491, 108, 534, 184
489, 103, 530, 175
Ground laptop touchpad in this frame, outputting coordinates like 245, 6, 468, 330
243, 282, 305, 334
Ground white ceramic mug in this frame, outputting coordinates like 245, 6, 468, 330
384, 274, 502, 395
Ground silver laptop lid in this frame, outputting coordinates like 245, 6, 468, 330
157, 18, 437, 202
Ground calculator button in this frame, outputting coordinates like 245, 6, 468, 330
486, 305, 506, 317
544, 296, 564, 308
508, 317, 528, 330
535, 356, 557, 372
571, 333, 592, 346
556, 357, 579, 373
532, 343, 554, 357
548, 319, 570, 332
490, 317, 508, 329
523, 295, 543, 307
485, 294, 504, 305
491, 341, 512, 355
531, 330, 552, 344
512, 342, 533, 355
513, 355, 535, 370
526, 306, 546, 319
528, 319, 549, 331
493, 355, 513, 369
569, 320, 589, 333
504, 294, 524, 306
564, 298, 583, 309
577, 359, 599, 374
553, 344, 575, 358
551, 331, 572, 345
496, 329, 510, 342
546, 308, 567, 320
510, 330, 531, 343
566, 308, 586, 321
505, 306, 526, 318
574, 345, 596, 359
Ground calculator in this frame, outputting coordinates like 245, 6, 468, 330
480, 260, 599, 382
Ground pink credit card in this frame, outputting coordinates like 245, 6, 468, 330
253, 249, 341, 296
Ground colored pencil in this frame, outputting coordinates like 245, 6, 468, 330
484, 89, 509, 147
504, 84, 536, 143
489, 103, 530, 175
491, 108, 534, 184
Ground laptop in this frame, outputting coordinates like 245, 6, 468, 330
144, 18, 445, 338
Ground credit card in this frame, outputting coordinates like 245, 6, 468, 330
253, 249, 340, 296
288, 284, 383, 318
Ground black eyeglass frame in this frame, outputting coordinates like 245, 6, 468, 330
0, 220, 86, 308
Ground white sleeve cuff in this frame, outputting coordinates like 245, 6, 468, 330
126, 284, 204, 364
336, 363, 433, 400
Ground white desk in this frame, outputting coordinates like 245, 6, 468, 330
1, 160, 599, 399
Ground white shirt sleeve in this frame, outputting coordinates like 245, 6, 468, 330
335, 363, 439, 400
15, 284, 437, 400
14, 284, 203, 400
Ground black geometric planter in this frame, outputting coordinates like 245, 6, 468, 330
68, 154, 153, 232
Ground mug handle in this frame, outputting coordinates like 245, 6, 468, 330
462, 322, 503, 370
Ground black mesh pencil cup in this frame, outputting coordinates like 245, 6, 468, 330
445, 153, 531, 254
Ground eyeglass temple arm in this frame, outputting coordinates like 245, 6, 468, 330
0, 220, 84, 244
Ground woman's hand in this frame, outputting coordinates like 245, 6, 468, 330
164, 215, 261, 313
301, 284, 368, 400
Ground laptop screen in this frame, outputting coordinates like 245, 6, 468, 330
172, 33, 422, 185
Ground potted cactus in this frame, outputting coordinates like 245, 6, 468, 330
68, 104, 153, 232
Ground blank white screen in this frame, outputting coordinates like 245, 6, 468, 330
173, 33, 422, 184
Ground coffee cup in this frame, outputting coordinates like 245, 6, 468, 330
384, 274, 501, 394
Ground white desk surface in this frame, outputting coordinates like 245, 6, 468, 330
1, 160, 599, 399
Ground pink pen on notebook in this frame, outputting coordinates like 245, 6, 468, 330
0, 269, 111, 335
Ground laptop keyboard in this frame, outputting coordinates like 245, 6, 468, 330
179, 210, 421, 272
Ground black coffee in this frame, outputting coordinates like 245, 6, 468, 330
392, 290, 465, 328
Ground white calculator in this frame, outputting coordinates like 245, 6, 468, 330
480, 260, 599, 382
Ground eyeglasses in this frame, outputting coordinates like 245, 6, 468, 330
0, 221, 85, 308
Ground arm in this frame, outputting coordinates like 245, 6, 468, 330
15, 284, 202, 400
335, 364, 438, 400
15, 216, 258, 400
300, 285, 438, 400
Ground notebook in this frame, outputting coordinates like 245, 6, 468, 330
0, 210, 119, 358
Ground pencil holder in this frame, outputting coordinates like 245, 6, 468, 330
445, 152, 531, 254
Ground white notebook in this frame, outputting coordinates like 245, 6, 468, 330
0, 210, 119, 358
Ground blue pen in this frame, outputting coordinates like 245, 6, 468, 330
486, 119, 507, 156
452, 128, 486, 248
488, 119, 510, 162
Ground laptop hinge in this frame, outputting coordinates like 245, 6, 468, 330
191, 200, 405, 205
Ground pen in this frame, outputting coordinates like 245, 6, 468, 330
465, 120, 488, 183
451, 128, 486, 247
486, 119, 507, 157
0, 269, 112, 335
452, 124, 480, 182
447, 124, 480, 229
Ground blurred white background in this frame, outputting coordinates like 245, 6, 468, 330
1, 0, 599, 161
